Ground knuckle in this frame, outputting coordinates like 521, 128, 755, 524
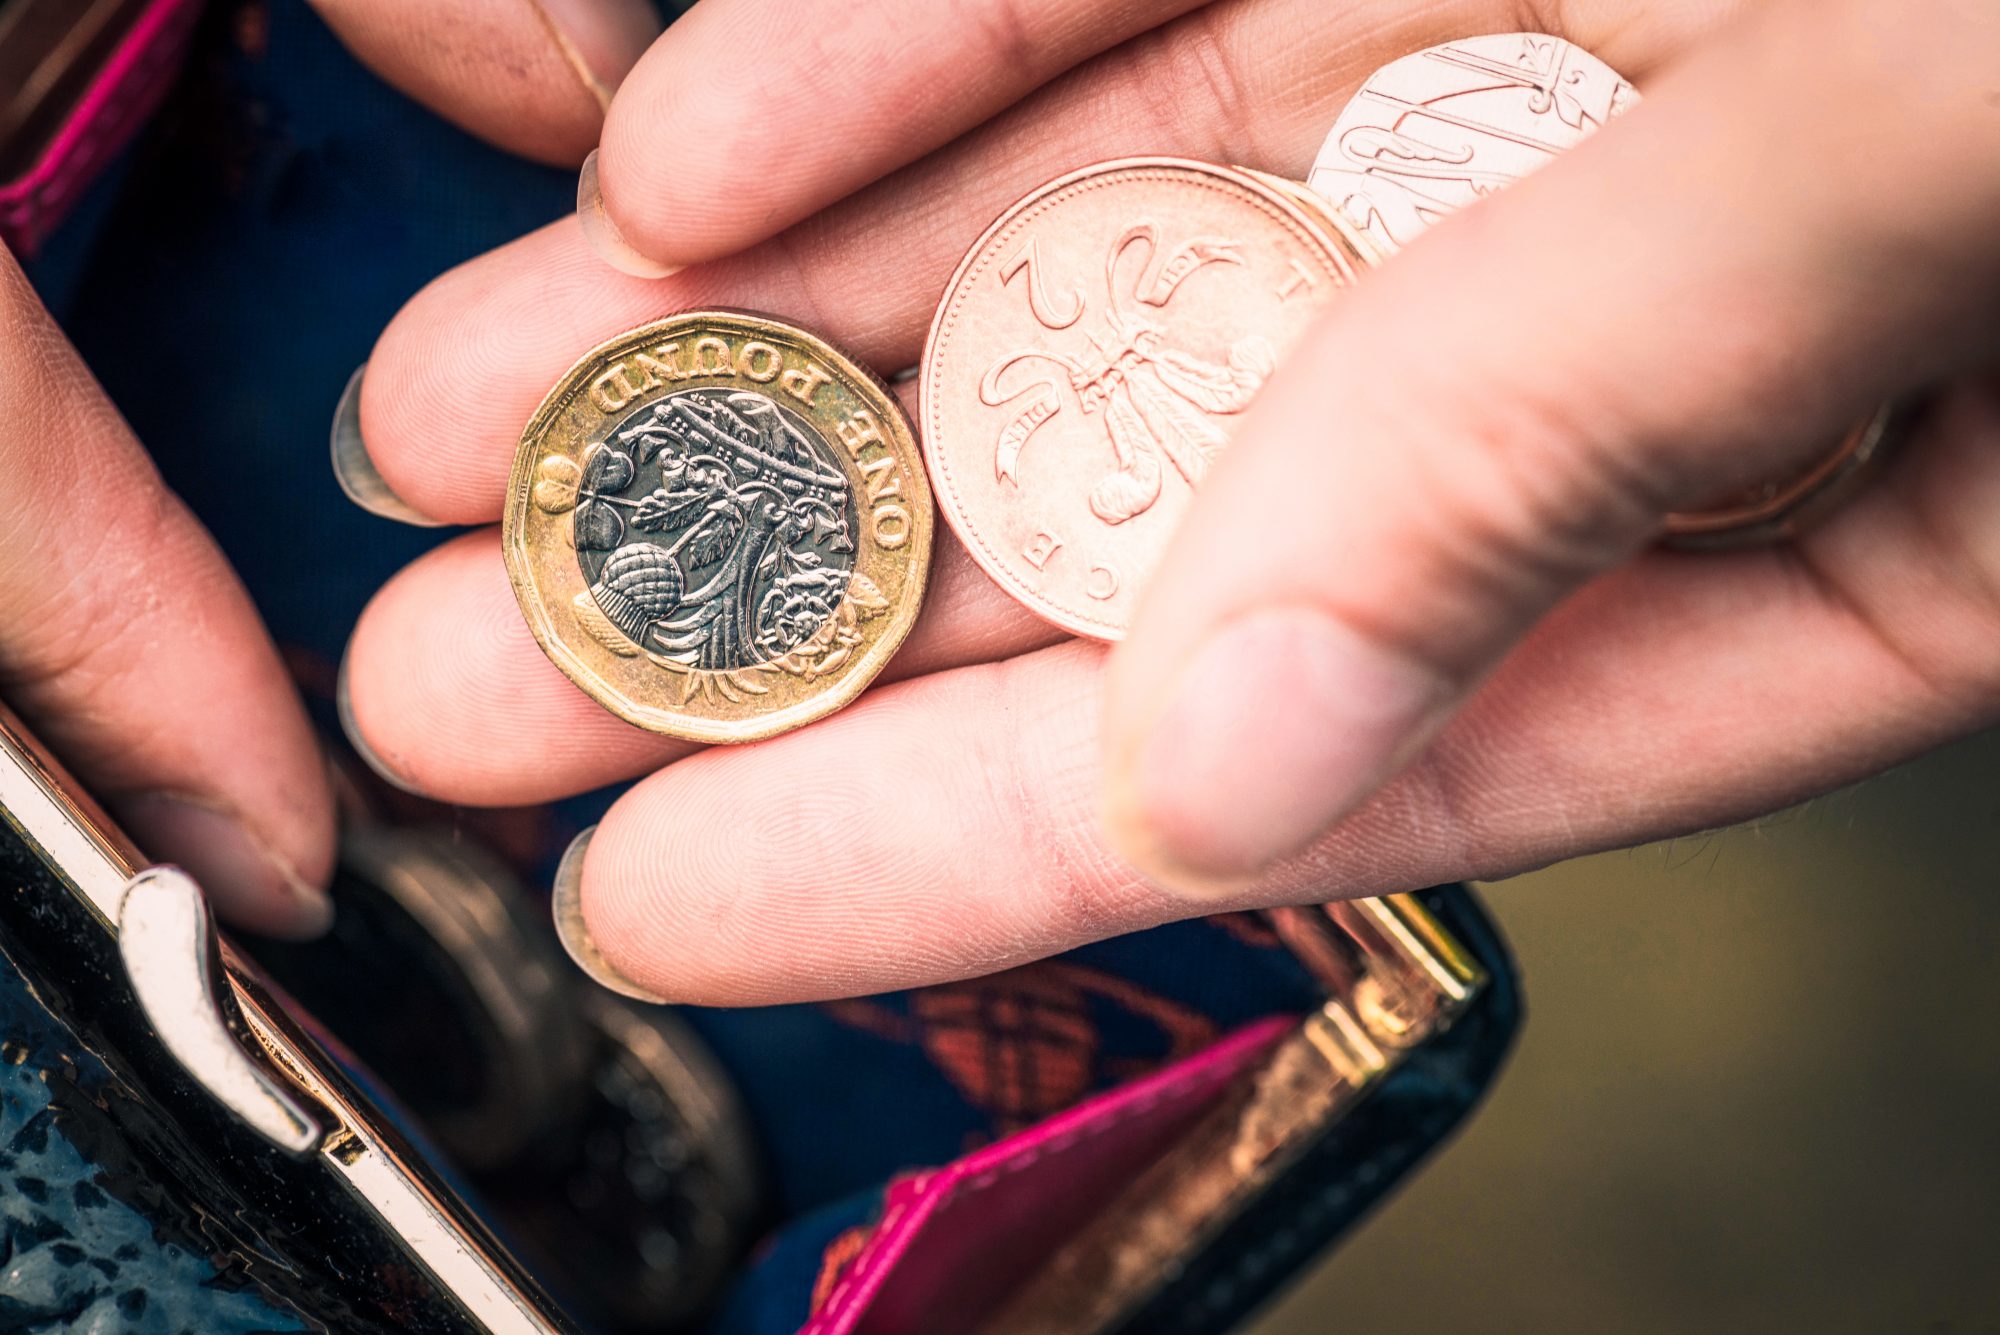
952, 0, 1041, 81
1122, 9, 1260, 164
1388, 367, 1678, 616
984, 653, 1165, 938
1512, 0, 1570, 39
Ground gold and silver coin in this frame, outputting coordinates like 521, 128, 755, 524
505, 311, 932, 742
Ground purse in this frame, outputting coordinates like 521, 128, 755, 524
0, 0, 201, 256
4, 3, 1523, 1329
0, 703, 1517, 1333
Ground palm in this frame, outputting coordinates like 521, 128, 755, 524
341, 0, 2000, 1004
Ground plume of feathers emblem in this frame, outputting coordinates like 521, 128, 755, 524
978, 224, 1276, 525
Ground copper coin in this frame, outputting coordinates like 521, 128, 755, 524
1243, 165, 1373, 239
1659, 402, 1907, 547
922, 158, 1372, 640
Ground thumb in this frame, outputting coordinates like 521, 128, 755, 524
1102, 0, 2000, 890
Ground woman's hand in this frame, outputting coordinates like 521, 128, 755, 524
337, 0, 2000, 1004
0, 252, 333, 936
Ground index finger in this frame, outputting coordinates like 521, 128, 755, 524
591, 0, 1207, 270
310, 0, 660, 166
0, 253, 334, 937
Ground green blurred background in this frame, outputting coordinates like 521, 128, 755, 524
1253, 731, 2000, 1333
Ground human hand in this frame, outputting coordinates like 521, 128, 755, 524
305, 0, 665, 167
0, 250, 333, 937
336, 0, 2000, 1004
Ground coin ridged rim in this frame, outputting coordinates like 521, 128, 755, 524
1661, 399, 1913, 547
504, 309, 932, 743
920, 157, 1374, 640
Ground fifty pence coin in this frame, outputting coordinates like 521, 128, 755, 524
1306, 32, 1634, 253
505, 311, 932, 742
922, 158, 1373, 640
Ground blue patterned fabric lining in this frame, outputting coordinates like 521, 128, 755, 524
0, 961, 306, 1333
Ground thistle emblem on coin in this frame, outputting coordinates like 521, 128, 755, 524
980, 225, 1275, 527
507, 312, 932, 741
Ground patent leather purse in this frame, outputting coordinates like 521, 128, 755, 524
0, 697, 1517, 1333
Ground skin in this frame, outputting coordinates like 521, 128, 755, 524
37, 0, 2000, 988
0, 253, 333, 937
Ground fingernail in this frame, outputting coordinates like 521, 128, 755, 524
119, 795, 334, 942
576, 148, 680, 279
336, 646, 426, 798
1106, 608, 1451, 892
330, 364, 445, 528
529, 0, 660, 112
552, 826, 668, 1003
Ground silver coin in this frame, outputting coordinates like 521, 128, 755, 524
1308, 33, 1637, 253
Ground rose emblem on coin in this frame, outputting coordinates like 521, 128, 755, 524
506, 312, 931, 741
566, 388, 863, 669
922, 159, 1370, 639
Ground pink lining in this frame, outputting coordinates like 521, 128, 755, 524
0, 0, 203, 254
805, 1016, 1292, 1335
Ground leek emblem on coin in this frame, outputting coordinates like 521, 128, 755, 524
506, 312, 931, 742
923, 158, 1371, 639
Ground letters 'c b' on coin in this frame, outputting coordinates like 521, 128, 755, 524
503, 311, 933, 743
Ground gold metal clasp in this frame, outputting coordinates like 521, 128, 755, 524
984, 894, 1485, 1335
1274, 894, 1483, 1049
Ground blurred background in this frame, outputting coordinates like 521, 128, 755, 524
1257, 730, 2000, 1333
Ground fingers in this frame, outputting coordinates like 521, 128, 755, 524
1103, 0, 2000, 889
341, 519, 1060, 804
569, 377, 2000, 1004
0, 254, 333, 937
344, 493, 1064, 791
358, 0, 1589, 524
309, 0, 661, 166
588, 0, 1749, 272
589, 0, 1208, 270
343, 373, 1058, 805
